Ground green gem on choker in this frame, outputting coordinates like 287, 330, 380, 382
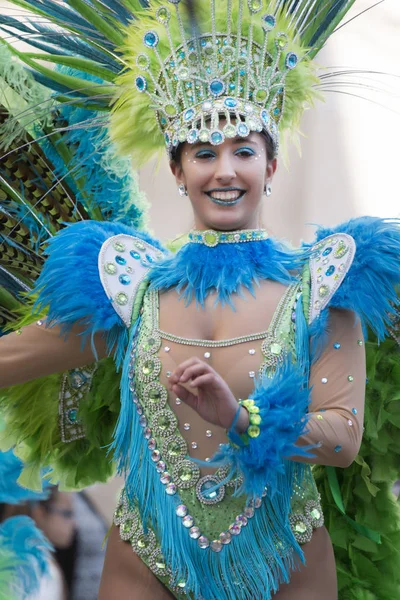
188, 229, 268, 247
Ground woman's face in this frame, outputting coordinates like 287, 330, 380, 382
170, 131, 277, 231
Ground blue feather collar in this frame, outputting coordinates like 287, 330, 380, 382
149, 236, 307, 306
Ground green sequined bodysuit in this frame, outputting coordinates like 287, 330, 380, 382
114, 285, 323, 598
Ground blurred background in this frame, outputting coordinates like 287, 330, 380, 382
0, 0, 399, 598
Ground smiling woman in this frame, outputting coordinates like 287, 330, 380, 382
170, 128, 277, 231
0, 1, 400, 600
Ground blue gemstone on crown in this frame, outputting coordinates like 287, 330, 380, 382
135, 76, 147, 92
262, 14, 276, 29
261, 110, 269, 124
187, 129, 199, 143
237, 123, 249, 137
144, 31, 159, 48
210, 131, 224, 145
224, 97, 237, 108
286, 52, 298, 70
209, 79, 225, 97
184, 108, 195, 121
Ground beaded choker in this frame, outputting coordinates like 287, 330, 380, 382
188, 229, 268, 247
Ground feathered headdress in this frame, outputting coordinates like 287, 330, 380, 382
0, 1, 358, 166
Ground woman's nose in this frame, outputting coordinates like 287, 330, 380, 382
214, 153, 236, 182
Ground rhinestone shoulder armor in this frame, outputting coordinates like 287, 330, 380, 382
98, 234, 164, 328
308, 233, 356, 325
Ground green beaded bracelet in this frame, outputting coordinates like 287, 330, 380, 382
238, 399, 262, 439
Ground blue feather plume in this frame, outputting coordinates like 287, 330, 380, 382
313, 217, 400, 341
149, 238, 307, 307
0, 448, 50, 505
0, 516, 52, 598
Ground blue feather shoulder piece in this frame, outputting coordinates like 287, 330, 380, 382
33, 220, 164, 362
310, 217, 400, 341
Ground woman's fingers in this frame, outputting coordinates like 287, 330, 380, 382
189, 373, 215, 388
171, 384, 198, 410
170, 357, 214, 384
178, 362, 213, 384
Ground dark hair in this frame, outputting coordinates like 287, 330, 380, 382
170, 128, 276, 165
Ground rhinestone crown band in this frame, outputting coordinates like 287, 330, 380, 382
134, 0, 301, 154
188, 228, 268, 247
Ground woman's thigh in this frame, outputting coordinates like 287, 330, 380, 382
99, 526, 175, 600
273, 527, 337, 600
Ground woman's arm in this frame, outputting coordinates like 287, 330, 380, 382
294, 308, 366, 468
0, 322, 108, 389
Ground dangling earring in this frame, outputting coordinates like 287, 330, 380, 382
178, 184, 188, 197
264, 184, 272, 197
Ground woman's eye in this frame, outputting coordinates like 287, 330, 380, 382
195, 150, 216, 159
235, 148, 255, 157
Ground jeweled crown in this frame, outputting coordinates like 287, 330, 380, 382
134, 0, 302, 154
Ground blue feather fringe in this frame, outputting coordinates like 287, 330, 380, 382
0, 516, 52, 598
211, 358, 311, 499
112, 337, 305, 600
313, 217, 400, 341
32, 220, 163, 366
149, 238, 307, 307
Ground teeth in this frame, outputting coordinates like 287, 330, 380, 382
209, 191, 242, 201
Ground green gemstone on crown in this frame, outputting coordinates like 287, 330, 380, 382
165, 104, 177, 116
255, 89, 268, 102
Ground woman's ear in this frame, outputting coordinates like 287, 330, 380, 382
266, 157, 278, 184
170, 160, 184, 186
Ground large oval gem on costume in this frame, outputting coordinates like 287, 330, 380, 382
334, 240, 349, 258
142, 334, 161, 353
104, 262, 117, 275
173, 459, 200, 489
143, 31, 159, 48
209, 79, 225, 96
285, 52, 298, 70
318, 285, 330, 298
135, 76, 147, 92
326, 265, 335, 277
162, 435, 186, 462
165, 103, 177, 116
130, 250, 140, 260
67, 408, 78, 423
115, 255, 127, 265
196, 475, 225, 505
142, 359, 155, 376
322, 247, 332, 256
203, 230, 219, 247
115, 292, 128, 306
152, 409, 177, 437
113, 241, 126, 252
119, 274, 131, 285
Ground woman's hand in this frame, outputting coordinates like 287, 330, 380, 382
168, 357, 249, 433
